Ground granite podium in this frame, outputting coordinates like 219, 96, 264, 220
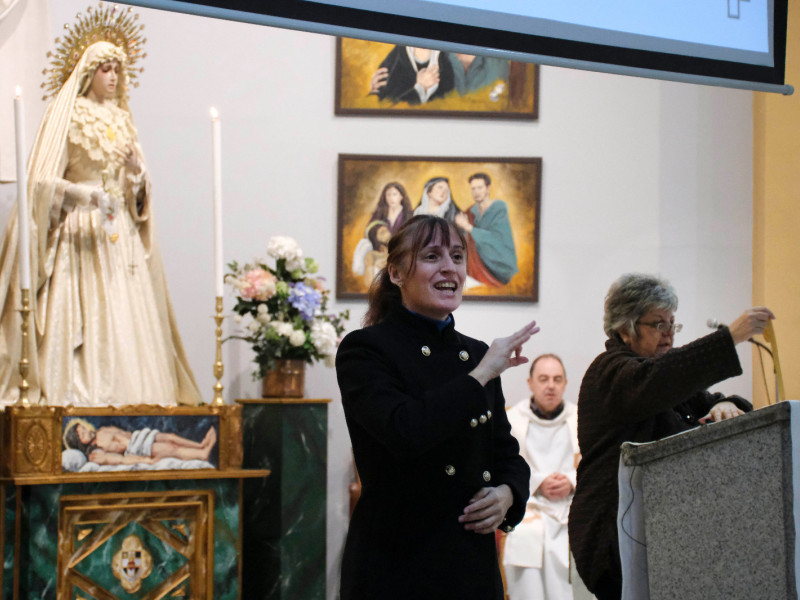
619, 401, 800, 600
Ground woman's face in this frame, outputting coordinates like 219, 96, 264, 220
620, 307, 676, 358
385, 187, 403, 208
390, 227, 466, 320
88, 61, 120, 102
428, 181, 449, 205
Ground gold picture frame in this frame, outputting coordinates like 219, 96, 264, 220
335, 38, 539, 119
336, 154, 541, 302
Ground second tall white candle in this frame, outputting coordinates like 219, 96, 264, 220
14, 87, 31, 291
210, 108, 223, 297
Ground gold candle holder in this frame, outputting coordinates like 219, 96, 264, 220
212, 296, 225, 405
17, 288, 31, 407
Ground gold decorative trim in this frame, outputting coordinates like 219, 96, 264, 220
58, 490, 213, 599
43, 2, 146, 100
236, 398, 332, 405
1, 404, 249, 483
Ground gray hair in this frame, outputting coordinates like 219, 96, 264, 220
603, 273, 678, 339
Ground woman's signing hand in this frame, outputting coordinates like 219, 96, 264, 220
458, 485, 513, 535
470, 321, 540, 386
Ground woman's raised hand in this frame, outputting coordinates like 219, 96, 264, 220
727, 306, 775, 344
469, 320, 540, 386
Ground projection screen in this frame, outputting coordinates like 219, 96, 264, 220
126, 0, 792, 94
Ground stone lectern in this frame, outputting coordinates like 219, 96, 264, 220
619, 401, 799, 600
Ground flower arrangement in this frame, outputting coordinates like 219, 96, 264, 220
225, 236, 349, 378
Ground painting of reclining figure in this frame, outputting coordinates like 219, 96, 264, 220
61, 414, 219, 473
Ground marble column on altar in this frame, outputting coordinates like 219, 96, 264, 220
238, 398, 328, 600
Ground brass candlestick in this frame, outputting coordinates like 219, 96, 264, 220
212, 296, 225, 405
17, 288, 31, 407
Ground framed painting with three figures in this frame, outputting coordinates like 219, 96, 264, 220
336, 154, 541, 302
335, 38, 539, 119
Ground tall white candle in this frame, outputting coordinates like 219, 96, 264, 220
14, 87, 31, 290
210, 107, 223, 297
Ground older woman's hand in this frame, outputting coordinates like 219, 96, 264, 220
459, 484, 513, 534
728, 306, 775, 344
469, 321, 540, 386
699, 401, 744, 424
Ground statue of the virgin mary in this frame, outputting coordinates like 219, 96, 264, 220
0, 4, 202, 406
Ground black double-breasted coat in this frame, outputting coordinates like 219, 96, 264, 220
336, 307, 530, 599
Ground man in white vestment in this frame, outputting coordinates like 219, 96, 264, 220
504, 354, 580, 600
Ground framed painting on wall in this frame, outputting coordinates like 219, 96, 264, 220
336, 154, 541, 302
335, 38, 539, 119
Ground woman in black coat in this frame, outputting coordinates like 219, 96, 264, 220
336, 215, 535, 599
568, 273, 774, 600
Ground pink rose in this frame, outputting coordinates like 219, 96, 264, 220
240, 269, 277, 301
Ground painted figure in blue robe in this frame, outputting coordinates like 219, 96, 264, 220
455, 173, 518, 287
447, 53, 510, 96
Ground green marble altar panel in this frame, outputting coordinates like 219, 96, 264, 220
5, 478, 240, 600
241, 401, 327, 600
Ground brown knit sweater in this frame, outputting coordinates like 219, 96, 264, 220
568, 328, 750, 594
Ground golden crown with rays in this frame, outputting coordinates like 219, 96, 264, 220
41, 2, 147, 100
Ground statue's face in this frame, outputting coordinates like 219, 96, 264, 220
88, 60, 120, 101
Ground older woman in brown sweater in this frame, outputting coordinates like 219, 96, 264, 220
568, 273, 774, 600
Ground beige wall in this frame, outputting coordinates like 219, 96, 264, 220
753, 0, 800, 406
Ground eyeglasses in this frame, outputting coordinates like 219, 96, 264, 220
638, 321, 683, 334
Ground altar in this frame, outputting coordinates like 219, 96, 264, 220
0, 403, 269, 599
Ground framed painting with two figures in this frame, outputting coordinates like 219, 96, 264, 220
336, 154, 541, 302
335, 38, 539, 119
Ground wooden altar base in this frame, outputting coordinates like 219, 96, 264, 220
0, 404, 269, 600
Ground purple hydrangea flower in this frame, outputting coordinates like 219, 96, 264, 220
288, 282, 322, 321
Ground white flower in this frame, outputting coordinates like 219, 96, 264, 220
289, 329, 306, 347
286, 256, 305, 272
257, 303, 268, 314
233, 314, 243, 324
267, 236, 303, 262
247, 321, 261, 333
272, 321, 294, 337
257, 312, 271, 324
311, 320, 338, 356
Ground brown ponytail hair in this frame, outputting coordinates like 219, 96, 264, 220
363, 215, 466, 326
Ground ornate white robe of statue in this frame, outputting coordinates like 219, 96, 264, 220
0, 41, 201, 406
504, 399, 580, 600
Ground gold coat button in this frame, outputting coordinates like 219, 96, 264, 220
487, 410, 492, 419
479, 414, 487, 424
445, 465, 456, 476
459, 350, 469, 361
421, 346, 431, 356
470, 418, 478, 428
503, 524, 515, 533
483, 470, 491, 482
